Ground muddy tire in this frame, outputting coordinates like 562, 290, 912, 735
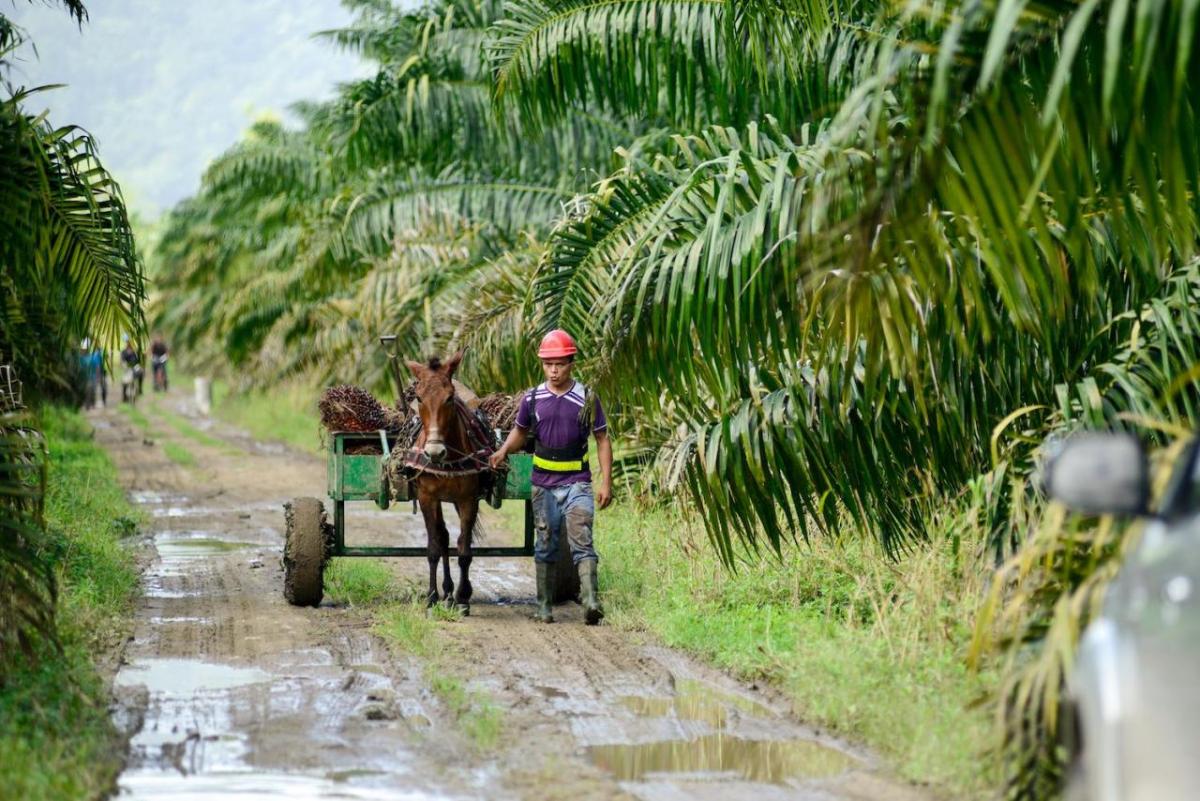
551, 531, 580, 604
283, 497, 328, 607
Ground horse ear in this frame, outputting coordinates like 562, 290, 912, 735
405, 360, 425, 377
445, 350, 465, 378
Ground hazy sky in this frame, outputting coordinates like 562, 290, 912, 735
6, 1, 375, 217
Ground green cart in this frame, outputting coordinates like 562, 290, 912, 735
281, 432, 550, 607
281, 336, 580, 609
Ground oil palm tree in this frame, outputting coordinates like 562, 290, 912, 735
1, 1, 145, 668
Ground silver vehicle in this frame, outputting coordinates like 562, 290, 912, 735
1046, 433, 1200, 801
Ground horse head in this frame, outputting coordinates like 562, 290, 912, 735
405, 351, 464, 464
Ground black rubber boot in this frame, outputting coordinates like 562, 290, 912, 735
579, 559, 604, 625
534, 561, 554, 623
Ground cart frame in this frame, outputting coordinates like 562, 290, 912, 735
325, 430, 535, 558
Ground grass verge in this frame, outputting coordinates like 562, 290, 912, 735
162, 441, 196, 467
0, 406, 142, 800
209, 378, 323, 454
117, 402, 154, 435
324, 560, 503, 749
599, 500, 998, 798
146, 399, 231, 452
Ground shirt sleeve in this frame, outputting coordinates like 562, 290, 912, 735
515, 391, 532, 429
592, 396, 608, 432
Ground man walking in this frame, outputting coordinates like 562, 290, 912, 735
489, 330, 612, 624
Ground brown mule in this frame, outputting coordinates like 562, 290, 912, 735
405, 352, 486, 614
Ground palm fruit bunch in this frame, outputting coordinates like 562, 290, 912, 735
318, 385, 391, 432
478, 392, 519, 431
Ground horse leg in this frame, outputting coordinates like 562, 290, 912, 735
418, 496, 441, 608
454, 498, 478, 615
438, 510, 454, 603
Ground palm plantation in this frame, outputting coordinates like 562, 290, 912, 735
1, 0, 1195, 797
150, 0, 1200, 794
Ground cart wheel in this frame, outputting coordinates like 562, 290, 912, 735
283, 497, 328, 607
551, 531, 581, 604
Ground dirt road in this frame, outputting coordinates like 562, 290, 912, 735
97, 391, 929, 801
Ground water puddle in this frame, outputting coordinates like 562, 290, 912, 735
155, 537, 256, 559
120, 771, 453, 800
154, 506, 221, 518
116, 658, 271, 695
588, 734, 855, 784
143, 576, 201, 599
131, 490, 190, 505
154, 532, 258, 556
619, 679, 774, 728
593, 677, 854, 786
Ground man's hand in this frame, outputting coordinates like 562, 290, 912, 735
595, 482, 612, 509
488, 448, 508, 470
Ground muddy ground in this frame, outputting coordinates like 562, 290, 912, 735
95, 391, 932, 801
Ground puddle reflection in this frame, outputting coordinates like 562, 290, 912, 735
589, 733, 854, 784
155, 537, 256, 558
116, 658, 270, 695
619, 678, 774, 729
600, 678, 851, 785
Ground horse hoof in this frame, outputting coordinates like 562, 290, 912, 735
459, 603, 470, 617
426, 593, 438, 608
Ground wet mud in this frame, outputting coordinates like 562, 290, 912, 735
95, 393, 930, 801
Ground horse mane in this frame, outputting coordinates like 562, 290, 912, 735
427, 356, 442, 371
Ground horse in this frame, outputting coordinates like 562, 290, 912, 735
403, 352, 492, 614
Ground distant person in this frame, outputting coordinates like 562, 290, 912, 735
151, 333, 169, 392
79, 338, 105, 408
120, 336, 143, 402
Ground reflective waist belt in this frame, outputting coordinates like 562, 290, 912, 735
532, 455, 589, 472
533, 442, 588, 473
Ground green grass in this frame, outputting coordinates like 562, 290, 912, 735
426, 670, 503, 748
117, 402, 154, 434
146, 399, 230, 451
598, 500, 998, 797
324, 559, 410, 607
209, 378, 324, 454
377, 601, 502, 749
162, 441, 196, 467
0, 406, 142, 801
327, 568, 504, 750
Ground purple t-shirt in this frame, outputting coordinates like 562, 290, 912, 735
516, 381, 607, 488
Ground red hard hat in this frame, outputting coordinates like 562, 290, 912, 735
537, 329, 578, 358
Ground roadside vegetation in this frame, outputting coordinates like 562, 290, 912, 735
147, 0, 1200, 796
1, 4, 146, 800
602, 500, 997, 795
0, 407, 143, 800
210, 378, 323, 454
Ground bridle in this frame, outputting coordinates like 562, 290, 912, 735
401, 397, 498, 478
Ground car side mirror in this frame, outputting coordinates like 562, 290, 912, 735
1044, 432, 1150, 516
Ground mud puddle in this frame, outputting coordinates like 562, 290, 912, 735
593, 679, 854, 786
590, 735, 854, 783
